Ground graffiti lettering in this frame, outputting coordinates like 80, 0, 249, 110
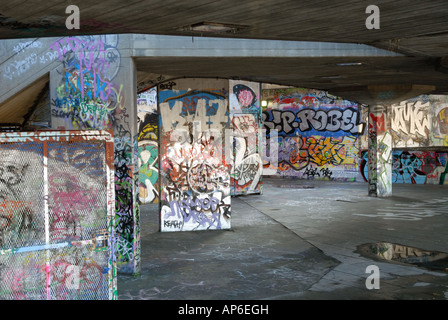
390, 101, 430, 146
263, 107, 362, 136
163, 195, 230, 230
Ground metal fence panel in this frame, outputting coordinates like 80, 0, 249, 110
0, 131, 116, 300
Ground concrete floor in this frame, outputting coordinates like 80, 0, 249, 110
117, 178, 448, 300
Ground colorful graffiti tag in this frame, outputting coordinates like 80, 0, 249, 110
262, 88, 364, 181
390, 95, 448, 147
137, 87, 159, 204
50, 35, 123, 130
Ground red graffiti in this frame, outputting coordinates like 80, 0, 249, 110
369, 113, 386, 132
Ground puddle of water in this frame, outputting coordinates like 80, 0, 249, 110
357, 242, 448, 273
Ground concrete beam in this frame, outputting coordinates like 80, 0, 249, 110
131, 34, 404, 58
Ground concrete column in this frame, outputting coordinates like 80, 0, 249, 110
112, 55, 140, 275
48, 35, 140, 275
367, 105, 392, 197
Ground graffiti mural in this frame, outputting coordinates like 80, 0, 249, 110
361, 150, 448, 185
390, 99, 430, 147
50, 35, 123, 130
262, 88, 364, 181
229, 80, 263, 195
431, 102, 448, 146
390, 95, 448, 147
137, 87, 159, 203
0, 131, 116, 300
159, 88, 231, 232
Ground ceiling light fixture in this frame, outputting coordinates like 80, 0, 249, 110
321, 75, 342, 79
179, 22, 248, 34
336, 62, 364, 66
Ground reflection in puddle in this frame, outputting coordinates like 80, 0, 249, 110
357, 242, 448, 272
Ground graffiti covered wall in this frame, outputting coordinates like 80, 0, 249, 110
390, 95, 448, 148
158, 79, 231, 232
229, 80, 263, 195
361, 95, 448, 185
361, 150, 448, 185
137, 87, 159, 204
262, 88, 364, 181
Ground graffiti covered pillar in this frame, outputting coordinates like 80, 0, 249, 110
368, 105, 392, 196
137, 87, 159, 204
49, 35, 140, 274
229, 80, 263, 195
158, 78, 231, 232
111, 56, 140, 275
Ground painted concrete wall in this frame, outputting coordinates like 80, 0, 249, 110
262, 88, 365, 181
389, 95, 448, 148
158, 79, 231, 232
262, 89, 448, 185
0, 37, 60, 103
361, 95, 448, 185
361, 149, 448, 185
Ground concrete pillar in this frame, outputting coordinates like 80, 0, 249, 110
48, 35, 140, 274
112, 55, 140, 275
367, 105, 392, 197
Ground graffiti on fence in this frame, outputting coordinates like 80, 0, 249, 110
0, 131, 116, 300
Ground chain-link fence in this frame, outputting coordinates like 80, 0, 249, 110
0, 131, 116, 300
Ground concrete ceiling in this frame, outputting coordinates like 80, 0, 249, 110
2, 0, 448, 103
